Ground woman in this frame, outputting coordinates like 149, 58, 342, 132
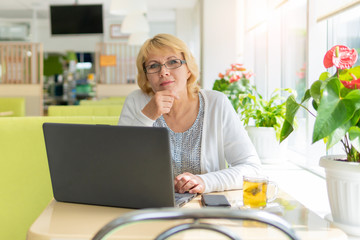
118, 33, 261, 194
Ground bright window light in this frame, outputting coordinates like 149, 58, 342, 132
76, 62, 92, 69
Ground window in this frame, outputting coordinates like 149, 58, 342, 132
323, 4, 360, 156
243, 0, 360, 174
0, 22, 30, 41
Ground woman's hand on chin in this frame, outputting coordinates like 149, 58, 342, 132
174, 172, 205, 194
142, 90, 179, 120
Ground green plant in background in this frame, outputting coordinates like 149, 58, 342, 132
239, 88, 294, 140
280, 45, 360, 162
43, 54, 64, 77
212, 63, 254, 112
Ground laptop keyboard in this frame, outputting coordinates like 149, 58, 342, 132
174, 192, 197, 207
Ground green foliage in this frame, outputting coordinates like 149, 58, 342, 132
212, 63, 254, 112
213, 78, 253, 111
280, 70, 360, 162
239, 88, 294, 140
212, 63, 294, 141
280, 45, 360, 162
43, 54, 64, 76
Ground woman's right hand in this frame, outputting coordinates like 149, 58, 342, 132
141, 90, 179, 120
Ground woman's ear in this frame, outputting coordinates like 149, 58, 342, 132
187, 71, 191, 79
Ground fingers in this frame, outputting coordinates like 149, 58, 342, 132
174, 172, 205, 194
189, 184, 204, 194
142, 90, 179, 120
152, 93, 174, 115
160, 90, 179, 100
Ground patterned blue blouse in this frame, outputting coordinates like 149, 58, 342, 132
153, 93, 204, 177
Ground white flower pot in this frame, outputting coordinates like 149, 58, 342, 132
245, 126, 287, 164
320, 155, 360, 236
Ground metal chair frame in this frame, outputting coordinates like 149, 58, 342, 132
92, 208, 300, 240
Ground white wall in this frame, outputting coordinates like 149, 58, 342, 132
34, 15, 179, 53
37, 19, 104, 53
150, 21, 176, 36
176, 4, 201, 77
35, 18, 180, 53
201, 0, 240, 89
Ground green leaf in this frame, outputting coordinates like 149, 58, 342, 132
327, 109, 360, 149
212, 79, 229, 92
228, 81, 243, 92
319, 71, 331, 81
327, 122, 350, 150
349, 126, 360, 153
312, 78, 360, 143
344, 89, 360, 109
339, 66, 360, 81
312, 99, 318, 111
310, 80, 322, 105
280, 95, 299, 142
301, 89, 311, 104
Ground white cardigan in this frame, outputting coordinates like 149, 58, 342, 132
118, 89, 261, 193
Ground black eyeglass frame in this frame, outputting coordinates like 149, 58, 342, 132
143, 59, 187, 74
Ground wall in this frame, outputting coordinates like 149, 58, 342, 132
35, 15, 181, 54
201, 0, 240, 89
37, 19, 104, 53
176, 4, 202, 80
150, 21, 176, 36
35, 18, 178, 53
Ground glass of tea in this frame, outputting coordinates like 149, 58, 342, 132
242, 175, 278, 209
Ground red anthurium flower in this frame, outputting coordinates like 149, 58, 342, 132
236, 67, 247, 71
296, 71, 305, 79
323, 45, 358, 69
341, 75, 360, 89
229, 75, 239, 83
218, 73, 224, 78
244, 71, 254, 79
231, 63, 243, 68
333, 48, 358, 69
225, 69, 231, 76
323, 45, 345, 68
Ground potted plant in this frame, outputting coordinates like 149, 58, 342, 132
239, 88, 293, 164
212, 63, 254, 112
280, 45, 360, 236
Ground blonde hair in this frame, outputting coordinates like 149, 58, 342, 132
136, 33, 200, 97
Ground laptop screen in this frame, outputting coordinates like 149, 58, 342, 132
43, 123, 180, 209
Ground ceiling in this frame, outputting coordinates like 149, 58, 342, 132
0, 0, 198, 20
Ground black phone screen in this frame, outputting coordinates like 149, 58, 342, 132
201, 194, 231, 207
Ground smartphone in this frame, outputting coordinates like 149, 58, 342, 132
201, 194, 231, 207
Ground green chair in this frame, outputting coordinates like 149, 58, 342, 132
107, 96, 127, 101
79, 97, 126, 106
0, 97, 25, 116
79, 96, 126, 105
0, 116, 118, 240
47, 105, 123, 117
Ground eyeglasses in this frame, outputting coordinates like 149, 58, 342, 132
144, 59, 187, 74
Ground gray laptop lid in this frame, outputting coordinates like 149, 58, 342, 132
43, 123, 183, 209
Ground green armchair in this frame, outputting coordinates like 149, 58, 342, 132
47, 105, 123, 117
0, 116, 118, 240
79, 97, 126, 106
0, 97, 26, 116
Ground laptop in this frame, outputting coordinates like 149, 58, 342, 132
42, 123, 197, 209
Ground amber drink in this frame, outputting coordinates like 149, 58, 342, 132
243, 175, 278, 209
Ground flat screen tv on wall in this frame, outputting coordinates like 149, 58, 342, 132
50, 4, 103, 35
